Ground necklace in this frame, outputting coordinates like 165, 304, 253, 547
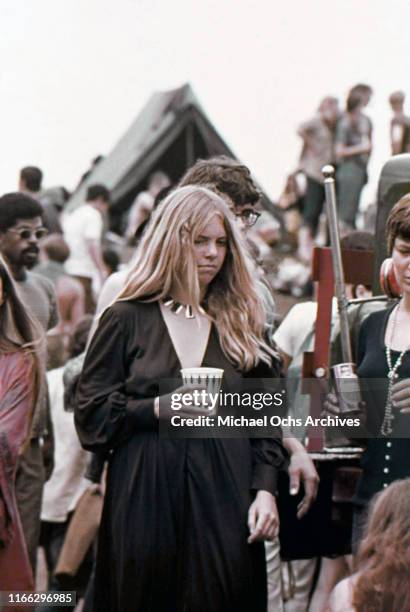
162, 297, 206, 319
381, 300, 408, 436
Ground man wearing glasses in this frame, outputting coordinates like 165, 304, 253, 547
0, 192, 59, 573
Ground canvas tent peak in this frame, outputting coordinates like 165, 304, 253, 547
66, 83, 273, 228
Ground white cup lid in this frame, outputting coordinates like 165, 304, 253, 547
181, 367, 224, 377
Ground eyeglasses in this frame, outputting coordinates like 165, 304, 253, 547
235, 210, 261, 227
7, 227, 48, 240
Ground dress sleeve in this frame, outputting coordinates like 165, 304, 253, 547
75, 306, 157, 453
250, 438, 288, 496
245, 360, 289, 496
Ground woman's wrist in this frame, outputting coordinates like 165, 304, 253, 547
255, 489, 275, 500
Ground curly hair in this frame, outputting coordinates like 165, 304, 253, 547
0, 192, 43, 232
352, 479, 410, 611
386, 194, 410, 254
179, 156, 261, 208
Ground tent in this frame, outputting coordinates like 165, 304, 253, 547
67, 83, 273, 230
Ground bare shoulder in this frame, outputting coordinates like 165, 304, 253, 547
327, 575, 358, 612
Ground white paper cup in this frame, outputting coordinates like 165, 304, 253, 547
180, 367, 224, 414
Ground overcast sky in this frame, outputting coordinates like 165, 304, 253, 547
1, 0, 409, 206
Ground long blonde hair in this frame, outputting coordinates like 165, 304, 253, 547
117, 185, 275, 370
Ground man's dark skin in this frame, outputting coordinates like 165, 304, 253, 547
0, 214, 54, 479
0, 216, 44, 279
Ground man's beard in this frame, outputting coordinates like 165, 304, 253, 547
21, 247, 39, 269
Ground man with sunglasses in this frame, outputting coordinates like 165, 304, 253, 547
0, 192, 59, 573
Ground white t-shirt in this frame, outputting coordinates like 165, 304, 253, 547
273, 299, 338, 359
41, 367, 89, 522
63, 204, 103, 279
273, 302, 318, 359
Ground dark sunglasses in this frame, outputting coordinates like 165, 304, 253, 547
8, 227, 48, 240
235, 210, 261, 227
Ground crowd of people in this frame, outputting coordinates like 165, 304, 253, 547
0, 85, 410, 612
277, 85, 410, 271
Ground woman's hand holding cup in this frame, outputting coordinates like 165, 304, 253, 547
154, 383, 209, 420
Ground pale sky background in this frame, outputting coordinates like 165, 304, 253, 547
1, 0, 409, 209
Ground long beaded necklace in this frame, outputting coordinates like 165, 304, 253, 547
381, 300, 408, 436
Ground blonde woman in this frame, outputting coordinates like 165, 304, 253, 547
0, 256, 43, 595
75, 186, 287, 612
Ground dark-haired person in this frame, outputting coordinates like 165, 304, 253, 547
19, 167, 65, 234
0, 192, 59, 572
326, 195, 410, 559
297, 96, 339, 262
281, 231, 380, 612
19, 165, 43, 196
0, 255, 44, 593
62, 184, 110, 313
36, 234, 85, 340
335, 89, 372, 230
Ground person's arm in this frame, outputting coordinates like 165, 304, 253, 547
42, 388, 55, 481
391, 121, 405, 155
335, 118, 371, 161
247, 369, 289, 543
247, 436, 288, 543
283, 436, 319, 518
278, 349, 292, 373
86, 271, 128, 348
43, 278, 60, 332
75, 306, 157, 453
70, 281, 86, 328
335, 140, 371, 160
85, 452, 107, 484
86, 238, 107, 282
297, 119, 317, 147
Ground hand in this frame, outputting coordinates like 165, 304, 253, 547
247, 490, 279, 543
154, 384, 210, 420
288, 449, 319, 519
392, 379, 410, 413
322, 392, 341, 416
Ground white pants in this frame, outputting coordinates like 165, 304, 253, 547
282, 559, 317, 612
265, 538, 284, 612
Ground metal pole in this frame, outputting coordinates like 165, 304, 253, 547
322, 164, 353, 363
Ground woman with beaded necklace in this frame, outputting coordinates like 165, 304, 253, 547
350, 194, 410, 553
75, 186, 287, 612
